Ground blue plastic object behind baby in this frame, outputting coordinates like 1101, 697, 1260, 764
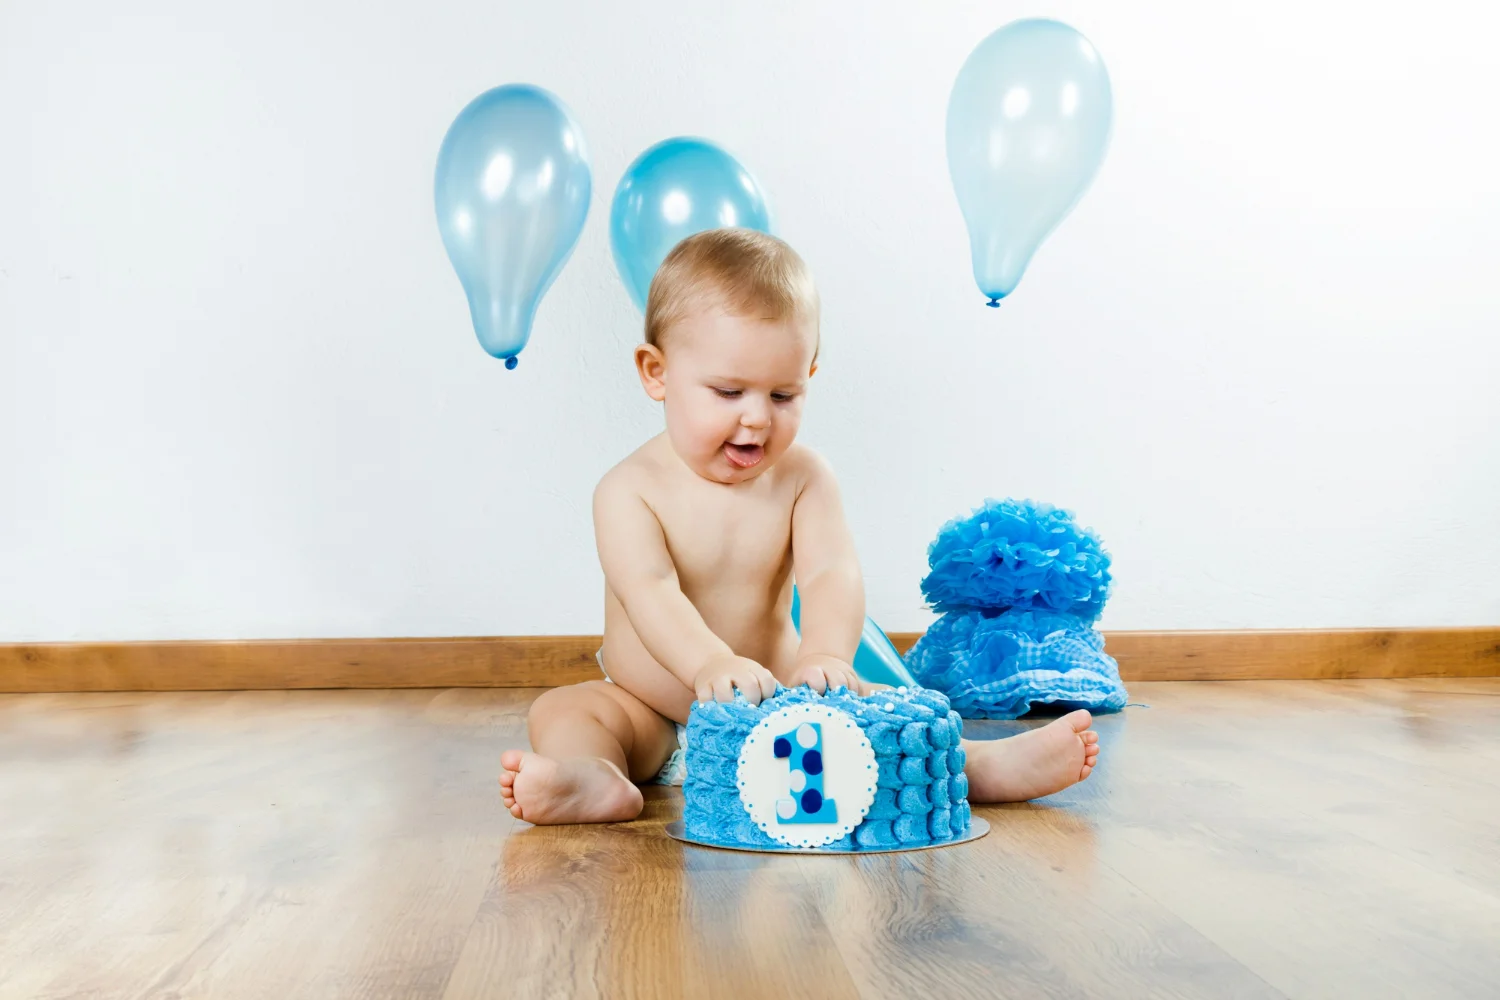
904, 499, 1128, 719
789, 587, 917, 689
683, 685, 972, 850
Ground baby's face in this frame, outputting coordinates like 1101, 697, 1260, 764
652, 306, 817, 485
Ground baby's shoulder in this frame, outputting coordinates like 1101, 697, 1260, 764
593, 436, 669, 506
777, 442, 839, 494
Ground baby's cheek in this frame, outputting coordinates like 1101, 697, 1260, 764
776, 411, 804, 444
675, 402, 720, 448
696, 409, 732, 447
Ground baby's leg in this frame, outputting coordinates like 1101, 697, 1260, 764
499, 680, 679, 824
963, 709, 1101, 803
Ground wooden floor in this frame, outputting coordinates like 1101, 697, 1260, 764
2, 680, 1497, 999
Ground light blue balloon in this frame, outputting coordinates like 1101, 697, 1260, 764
609, 137, 772, 311
790, 586, 919, 690
947, 19, 1113, 306
435, 84, 591, 368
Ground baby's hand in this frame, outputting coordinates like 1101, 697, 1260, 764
788, 654, 864, 696
694, 655, 779, 706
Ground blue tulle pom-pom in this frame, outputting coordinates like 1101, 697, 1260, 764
905, 608, 1127, 720
920, 498, 1112, 623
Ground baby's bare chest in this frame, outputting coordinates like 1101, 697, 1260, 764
648, 484, 797, 584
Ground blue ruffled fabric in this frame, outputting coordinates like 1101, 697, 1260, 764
905, 608, 1127, 719
920, 498, 1111, 622
908, 499, 1126, 720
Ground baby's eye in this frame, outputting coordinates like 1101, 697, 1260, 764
771, 392, 797, 403
713, 387, 742, 399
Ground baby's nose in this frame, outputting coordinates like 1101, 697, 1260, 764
740, 396, 771, 428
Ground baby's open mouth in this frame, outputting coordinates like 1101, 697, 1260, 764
723, 442, 765, 469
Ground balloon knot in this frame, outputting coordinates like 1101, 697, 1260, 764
986, 297, 1001, 308
504, 356, 519, 370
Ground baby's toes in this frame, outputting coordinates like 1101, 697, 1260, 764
1081, 730, 1099, 746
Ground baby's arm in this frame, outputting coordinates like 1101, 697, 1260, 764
788, 450, 867, 694
594, 473, 778, 704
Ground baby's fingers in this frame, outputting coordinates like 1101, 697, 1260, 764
799, 666, 829, 694
711, 675, 738, 703
733, 670, 765, 706
755, 668, 778, 703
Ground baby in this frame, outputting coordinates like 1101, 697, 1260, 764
500, 228, 1100, 824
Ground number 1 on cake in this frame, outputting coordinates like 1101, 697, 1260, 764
772, 723, 838, 824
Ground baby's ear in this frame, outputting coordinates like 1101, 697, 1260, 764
635, 344, 668, 401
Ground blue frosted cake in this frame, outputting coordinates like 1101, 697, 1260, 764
682, 685, 972, 850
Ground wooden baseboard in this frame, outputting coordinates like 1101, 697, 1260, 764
1, 627, 1496, 693
1104, 627, 1499, 681
0, 636, 605, 694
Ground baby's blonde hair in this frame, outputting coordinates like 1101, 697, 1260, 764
644, 228, 820, 357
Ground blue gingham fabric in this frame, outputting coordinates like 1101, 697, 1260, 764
904, 608, 1127, 720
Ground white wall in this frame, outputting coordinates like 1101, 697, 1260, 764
3, 0, 1497, 642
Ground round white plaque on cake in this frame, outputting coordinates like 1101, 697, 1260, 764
736, 705, 877, 848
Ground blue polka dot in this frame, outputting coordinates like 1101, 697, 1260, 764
801, 788, 823, 814
773, 737, 791, 759
803, 749, 823, 775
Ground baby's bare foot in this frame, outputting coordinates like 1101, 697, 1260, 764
498, 749, 644, 824
965, 709, 1101, 803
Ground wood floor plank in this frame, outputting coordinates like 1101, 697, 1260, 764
0, 690, 522, 1000
796, 809, 1286, 1000
442, 793, 861, 999
1080, 682, 1500, 999
1097, 807, 1500, 1000
1117, 681, 1500, 892
2, 680, 1497, 1000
